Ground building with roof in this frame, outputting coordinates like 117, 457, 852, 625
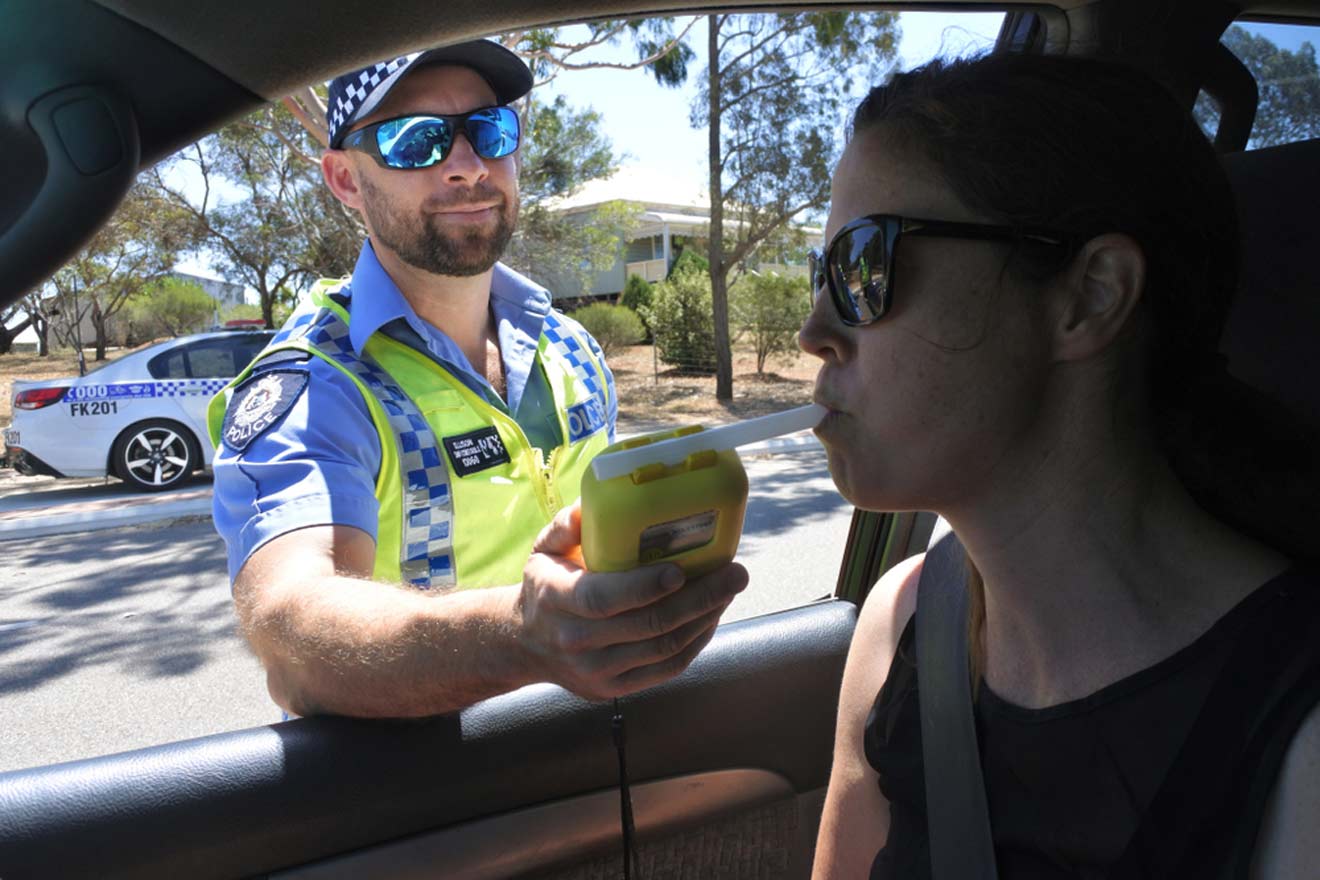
543, 165, 818, 299
178, 271, 245, 312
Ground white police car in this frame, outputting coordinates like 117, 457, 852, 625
2, 329, 274, 491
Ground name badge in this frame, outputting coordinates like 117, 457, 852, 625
443, 426, 511, 477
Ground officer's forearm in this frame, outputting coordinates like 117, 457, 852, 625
237, 575, 535, 718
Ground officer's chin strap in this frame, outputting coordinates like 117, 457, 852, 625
612, 696, 638, 879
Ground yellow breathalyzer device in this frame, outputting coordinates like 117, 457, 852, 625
580, 404, 825, 577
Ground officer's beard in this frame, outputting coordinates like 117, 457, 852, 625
360, 176, 518, 278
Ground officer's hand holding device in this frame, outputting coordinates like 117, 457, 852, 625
517, 502, 747, 700
516, 404, 824, 699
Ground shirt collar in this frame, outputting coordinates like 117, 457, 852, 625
490, 262, 551, 325
345, 240, 416, 354
344, 240, 553, 354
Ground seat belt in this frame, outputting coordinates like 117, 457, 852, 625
916, 523, 999, 879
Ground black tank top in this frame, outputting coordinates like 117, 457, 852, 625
864, 568, 1320, 879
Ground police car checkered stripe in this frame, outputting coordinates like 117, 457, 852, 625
541, 311, 612, 431
293, 303, 455, 590
66, 378, 232, 401
328, 54, 418, 146
157, 379, 230, 397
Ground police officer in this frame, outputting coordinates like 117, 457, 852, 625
210, 40, 748, 718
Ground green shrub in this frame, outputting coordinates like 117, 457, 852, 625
569, 303, 645, 358
127, 277, 215, 340
668, 248, 709, 277
730, 272, 812, 374
620, 274, 654, 340
645, 265, 716, 373
620, 274, 653, 314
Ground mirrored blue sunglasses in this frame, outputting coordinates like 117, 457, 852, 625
340, 106, 520, 169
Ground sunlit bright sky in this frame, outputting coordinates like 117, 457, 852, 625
534, 12, 1005, 197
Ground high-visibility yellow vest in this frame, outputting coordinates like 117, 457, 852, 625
208, 282, 612, 590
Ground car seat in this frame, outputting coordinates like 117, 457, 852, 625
1221, 137, 1320, 433
1198, 137, 1320, 562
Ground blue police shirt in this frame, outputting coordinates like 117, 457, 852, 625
212, 241, 617, 582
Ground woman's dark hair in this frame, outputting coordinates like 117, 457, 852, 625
850, 53, 1236, 412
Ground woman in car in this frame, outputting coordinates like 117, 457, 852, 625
804, 53, 1319, 877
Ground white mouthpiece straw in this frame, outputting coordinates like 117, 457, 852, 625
590, 403, 826, 481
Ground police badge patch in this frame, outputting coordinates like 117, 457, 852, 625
222, 370, 309, 451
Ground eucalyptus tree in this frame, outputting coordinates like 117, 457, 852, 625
696, 12, 899, 399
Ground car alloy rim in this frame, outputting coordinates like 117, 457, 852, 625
124, 427, 189, 486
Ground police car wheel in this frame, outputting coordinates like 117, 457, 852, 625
111, 420, 198, 492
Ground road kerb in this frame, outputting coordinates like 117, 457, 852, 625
0, 495, 213, 541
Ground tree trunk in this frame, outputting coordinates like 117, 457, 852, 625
35, 317, 49, 356
261, 289, 275, 329
53, 316, 76, 351
706, 16, 735, 402
91, 301, 108, 361
0, 315, 32, 355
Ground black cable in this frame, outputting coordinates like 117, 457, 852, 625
612, 696, 638, 879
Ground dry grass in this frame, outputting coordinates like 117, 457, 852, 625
610, 343, 817, 433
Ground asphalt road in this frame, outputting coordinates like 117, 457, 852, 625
0, 446, 853, 773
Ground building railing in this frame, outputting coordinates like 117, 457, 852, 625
625, 258, 668, 283
622, 259, 810, 285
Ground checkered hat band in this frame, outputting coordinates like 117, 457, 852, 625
327, 54, 418, 147
298, 297, 456, 589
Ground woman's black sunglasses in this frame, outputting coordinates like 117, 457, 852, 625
809, 214, 1070, 326
340, 106, 520, 170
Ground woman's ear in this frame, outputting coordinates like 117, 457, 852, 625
321, 150, 366, 212
1050, 233, 1146, 363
